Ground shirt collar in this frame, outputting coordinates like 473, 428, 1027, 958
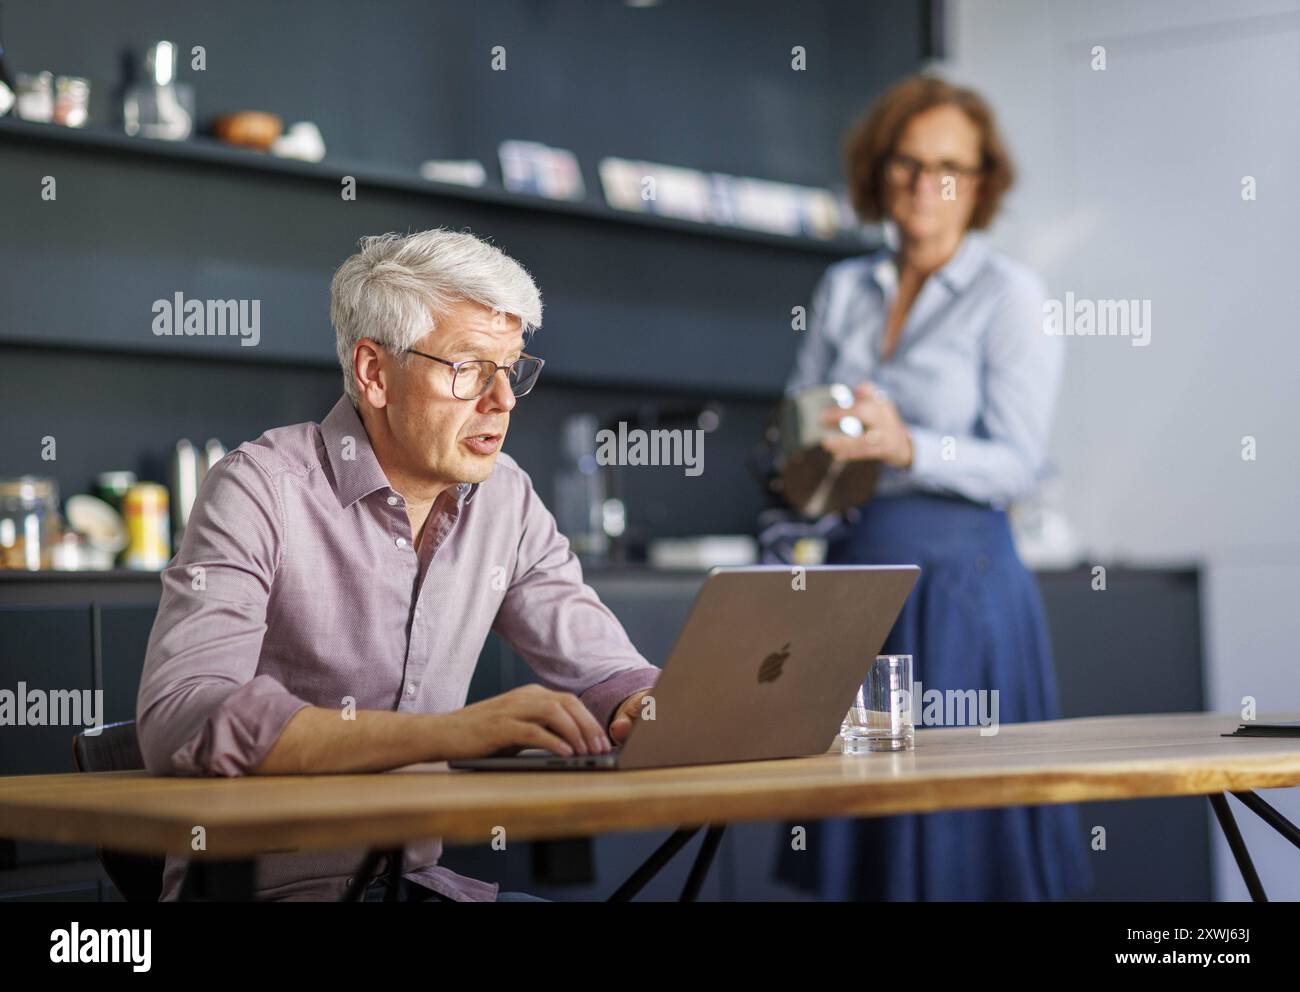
869, 229, 990, 295
319, 395, 481, 509
935, 230, 990, 292
320, 396, 389, 508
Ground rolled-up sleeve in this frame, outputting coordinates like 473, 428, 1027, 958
136, 450, 310, 776
905, 270, 1063, 508
491, 471, 659, 731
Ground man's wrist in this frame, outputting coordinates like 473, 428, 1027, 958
418, 710, 458, 763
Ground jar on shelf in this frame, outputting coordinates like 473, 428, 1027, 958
0, 476, 62, 571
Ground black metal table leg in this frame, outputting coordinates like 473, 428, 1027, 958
1231, 791, 1300, 852
679, 825, 726, 902
178, 859, 257, 901
607, 826, 701, 901
1208, 793, 1267, 902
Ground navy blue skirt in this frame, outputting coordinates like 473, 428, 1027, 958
774, 492, 1093, 900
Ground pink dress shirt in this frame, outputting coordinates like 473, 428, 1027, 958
137, 395, 660, 900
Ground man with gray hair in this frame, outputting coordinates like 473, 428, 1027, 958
137, 228, 660, 901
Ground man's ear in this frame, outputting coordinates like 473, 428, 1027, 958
354, 338, 389, 409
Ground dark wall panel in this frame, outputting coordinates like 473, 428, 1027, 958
0, 346, 777, 544
0, 0, 928, 546
98, 603, 160, 726
0, 138, 846, 392
2, 0, 925, 187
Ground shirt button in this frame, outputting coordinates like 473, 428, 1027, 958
387, 496, 399, 506
395, 537, 408, 549
405, 683, 417, 698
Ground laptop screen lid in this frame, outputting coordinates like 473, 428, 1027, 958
616, 564, 919, 770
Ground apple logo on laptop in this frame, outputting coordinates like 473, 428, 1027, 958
759, 642, 791, 683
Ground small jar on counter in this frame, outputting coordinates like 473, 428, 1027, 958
0, 476, 62, 571
122, 482, 171, 571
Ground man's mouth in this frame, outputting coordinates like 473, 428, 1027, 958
463, 432, 502, 456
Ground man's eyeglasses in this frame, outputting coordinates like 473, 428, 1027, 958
405, 348, 545, 401
885, 154, 983, 188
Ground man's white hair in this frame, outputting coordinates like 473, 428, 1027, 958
331, 228, 543, 403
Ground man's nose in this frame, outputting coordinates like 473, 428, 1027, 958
480, 368, 517, 413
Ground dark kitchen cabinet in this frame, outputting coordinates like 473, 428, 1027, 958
0, 604, 97, 874
97, 604, 160, 727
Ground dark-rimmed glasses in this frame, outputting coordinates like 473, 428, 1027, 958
885, 154, 983, 188
405, 348, 545, 400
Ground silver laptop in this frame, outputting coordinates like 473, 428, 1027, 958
449, 564, 918, 772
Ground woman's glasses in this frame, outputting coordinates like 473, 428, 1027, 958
884, 153, 983, 189
405, 348, 545, 400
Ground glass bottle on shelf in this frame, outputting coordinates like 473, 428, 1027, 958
123, 40, 193, 140
0, 37, 17, 117
0, 476, 62, 571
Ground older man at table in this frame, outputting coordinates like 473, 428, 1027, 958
137, 229, 660, 902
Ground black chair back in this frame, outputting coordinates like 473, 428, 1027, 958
71, 720, 164, 902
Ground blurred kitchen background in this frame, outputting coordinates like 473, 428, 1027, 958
1, 0, 1297, 901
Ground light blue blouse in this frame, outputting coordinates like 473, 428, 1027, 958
785, 230, 1063, 510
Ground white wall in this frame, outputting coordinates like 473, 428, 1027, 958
940, 0, 1300, 900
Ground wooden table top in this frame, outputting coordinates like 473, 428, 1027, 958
2, 711, 1297, 859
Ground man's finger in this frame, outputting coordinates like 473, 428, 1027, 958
611, 695, 637, 725
561, 693, 610, 752
518, 721, 575, 757
532, 697, 590, 754
610, 693, 648, 743
610, 711, 636, 744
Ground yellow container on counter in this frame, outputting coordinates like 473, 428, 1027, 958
123, 482, 171, 571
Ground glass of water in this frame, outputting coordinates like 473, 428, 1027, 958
841, 654, 914, 753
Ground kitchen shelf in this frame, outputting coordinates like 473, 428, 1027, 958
0, 337, 786, 402
0, 117, 880, 257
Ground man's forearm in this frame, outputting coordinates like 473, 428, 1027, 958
253, 706, 449, 774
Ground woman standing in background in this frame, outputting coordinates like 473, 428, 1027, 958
777, 75, 1091, 900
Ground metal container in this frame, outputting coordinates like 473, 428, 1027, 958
774, 384, 880, 518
